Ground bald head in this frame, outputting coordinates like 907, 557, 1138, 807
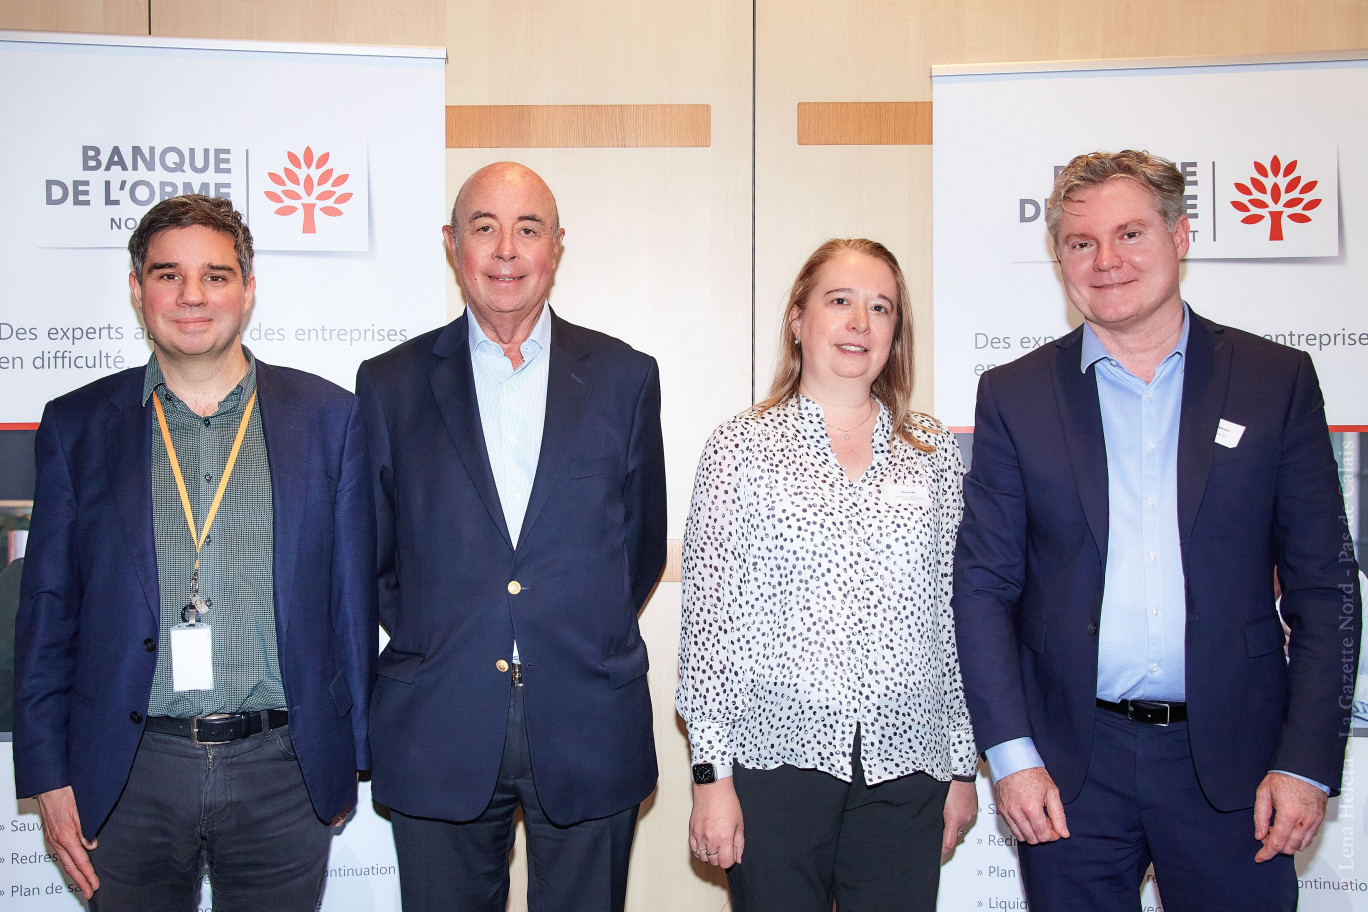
451, 162, 560, 234
443, 161, 565, 346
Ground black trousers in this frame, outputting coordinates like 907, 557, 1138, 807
391, 682, 639, 912
727, 735, 950, 912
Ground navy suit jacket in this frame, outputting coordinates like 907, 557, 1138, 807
952, 311, 1360, 811
356, 310, 667, 826
13, 360, 377, 838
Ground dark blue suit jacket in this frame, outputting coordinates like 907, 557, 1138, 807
356, 310, 667, 826
952, 311, 1361, 811
13, 360, 377, 838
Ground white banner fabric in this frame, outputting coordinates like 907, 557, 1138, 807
0, 31, 447, 421
932, 55, 1368, 431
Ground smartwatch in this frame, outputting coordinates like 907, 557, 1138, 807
692, 763, 717, 785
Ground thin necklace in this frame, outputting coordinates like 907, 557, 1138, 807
827, 398, 875, 440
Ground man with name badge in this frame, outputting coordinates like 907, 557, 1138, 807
356, 161, 667, 912
14, 195, 377, 911
952, 150, 1361, 910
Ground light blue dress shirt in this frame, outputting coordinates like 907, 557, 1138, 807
1089, 315, 1190, 704
469, 304, 552, 663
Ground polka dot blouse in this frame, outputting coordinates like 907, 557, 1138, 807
676, 395, 977, 785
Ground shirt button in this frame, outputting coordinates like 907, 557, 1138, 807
1145, 497, 1154, 508
508, 434, 517, 444
1149, 664, 1159, 674
1151, 607, 1160, 617
507, 581, 522, 595
203, 418, 211, 427
496, 660, 510, 673
1146, 444, 1155, 455
1148, 552, 1158, 563
204, 474, 212, 483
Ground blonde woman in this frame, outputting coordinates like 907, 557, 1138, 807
677, 239, 978, 912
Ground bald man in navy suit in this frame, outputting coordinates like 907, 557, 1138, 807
357, 162, 666, 912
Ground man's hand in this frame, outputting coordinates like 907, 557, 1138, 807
1254, 772, 1328, 862
35, 787, 98, 899
993, 766, 1070, 844
942, 779, 979, 858
689, 778, 744, 869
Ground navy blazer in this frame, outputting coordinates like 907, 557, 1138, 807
13, 360, 377, 838
952, 310, 1361, 811
356, 310, 667, 826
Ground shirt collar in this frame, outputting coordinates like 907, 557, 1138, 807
1081, 304, 1191, 374
142, 345, 257, 407
467, 302, 553, 361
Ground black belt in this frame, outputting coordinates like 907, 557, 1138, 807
145, 709, 289, 744
1097, 698, 1186, 725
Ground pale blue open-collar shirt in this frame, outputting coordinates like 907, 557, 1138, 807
469, 303, 552, 663
1088, 310, 1190, 704
468, 303, 552, 548
988, 309, 1191, 780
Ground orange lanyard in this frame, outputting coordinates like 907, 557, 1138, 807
152, 389, 257, 611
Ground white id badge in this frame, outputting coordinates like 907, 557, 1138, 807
1215, 418, 1246, 448
881, 482, 932, 508
170, 623, 214, 691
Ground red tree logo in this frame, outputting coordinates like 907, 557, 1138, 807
1230, 156, 1321, 242
264, 146, 352, 234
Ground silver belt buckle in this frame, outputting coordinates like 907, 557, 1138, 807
511, 662, 523, 686
1128, 701, 1170, 726
190, 713, 234, 744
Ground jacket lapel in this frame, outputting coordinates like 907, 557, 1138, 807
1052, 327, 1110, 563
1176, 311, 1231, 541
109, 379, 160, 624
258, 362, 307, 647
430, 314, 513, 549
520, 313, 593, 543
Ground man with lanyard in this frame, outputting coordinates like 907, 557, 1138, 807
14, 194, 376, 910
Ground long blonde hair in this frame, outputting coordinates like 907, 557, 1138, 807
757, 238, 936, 453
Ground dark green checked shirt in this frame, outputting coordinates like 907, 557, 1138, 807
144, 348, 286, 717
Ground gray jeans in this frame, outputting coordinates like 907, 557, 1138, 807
88, 724, 331, 912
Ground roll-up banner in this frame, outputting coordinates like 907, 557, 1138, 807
0, 31, 445, 910
933, 53, 1368, 912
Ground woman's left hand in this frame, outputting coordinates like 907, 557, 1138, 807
941, 778, 979, 859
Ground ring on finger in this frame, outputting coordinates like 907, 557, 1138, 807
705, 850, 718, 856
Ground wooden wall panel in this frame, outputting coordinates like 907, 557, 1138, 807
797, 101, 932, 145
148, 0, 443, 46
447, 104, 711, 148
0, 0, 147, 34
